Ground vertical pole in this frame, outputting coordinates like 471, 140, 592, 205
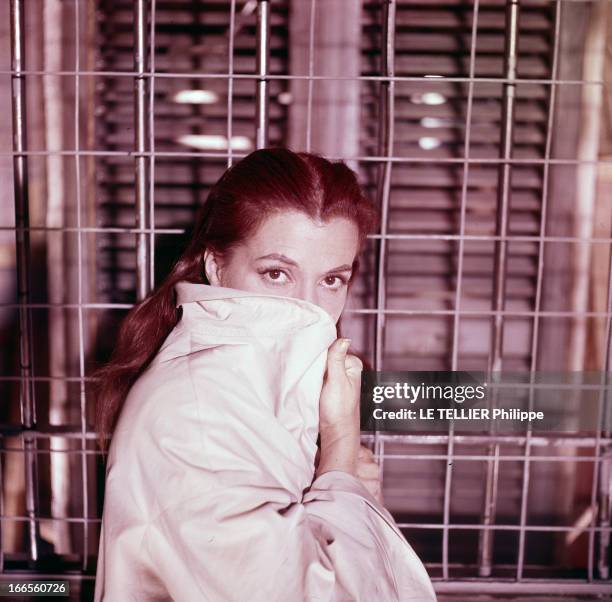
446, 0, 480, 579
10, 0, 40, 564
516, 0, 561, 581
373, 0, 396, 470
374, 0, 396, 372
227, 0, 237, 167
305, 0, 316, 153
478, 0, 520, 578
134, 0, 151, 301
255, 0, 270, 149
148, 0, 157, 290
488, 0, 520, 376
74, 0, 91, 570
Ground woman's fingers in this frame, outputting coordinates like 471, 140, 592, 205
325, 337, 352, 382
318, 338, 362, 434
344, 354, 363, 393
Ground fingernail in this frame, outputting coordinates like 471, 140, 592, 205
341, 338, 351, 350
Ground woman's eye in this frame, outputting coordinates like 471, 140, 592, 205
323, 275, 347, 289
260, 268, 289, 284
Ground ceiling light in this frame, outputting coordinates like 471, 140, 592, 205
177, 135, 252, 151
418, 137, 441, 150
277, 92, 293, 105
410, 92, 446, 106
420, 117, 445, 128
173, 89, 219, 104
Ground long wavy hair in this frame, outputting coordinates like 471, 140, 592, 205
92, 148, 379, 452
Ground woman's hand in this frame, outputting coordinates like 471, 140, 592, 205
356, 445, 384, 505
319, 338, 363, 431
316, 338, 363, 478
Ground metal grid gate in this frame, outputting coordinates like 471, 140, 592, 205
1, 0, 612, 599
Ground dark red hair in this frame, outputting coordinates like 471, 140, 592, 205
92, 148, 379, 452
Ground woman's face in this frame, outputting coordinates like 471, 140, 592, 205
203, 210, 360, 323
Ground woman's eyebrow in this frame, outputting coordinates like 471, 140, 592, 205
255, 253, 298, 266
327, 264, 353, 273
255, 254, 352, 274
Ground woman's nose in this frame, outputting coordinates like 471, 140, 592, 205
293, 282, 319, 307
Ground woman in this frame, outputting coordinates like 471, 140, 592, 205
93, 148, 437, 601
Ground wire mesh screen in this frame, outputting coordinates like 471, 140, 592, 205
1, 0, 612, 598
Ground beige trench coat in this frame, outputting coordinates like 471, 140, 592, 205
94, 281, 437, 601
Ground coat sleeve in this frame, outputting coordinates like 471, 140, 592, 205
141, 469, 437, 602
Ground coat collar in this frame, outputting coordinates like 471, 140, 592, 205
174, 280, 337, 331
175, 281, 276, 307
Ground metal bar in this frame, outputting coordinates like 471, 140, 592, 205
0, 375, 605, 390
0, 509, 606, 536
9, 0, 34, 436
8, 224, 612, 245
255, 0, 270, 149
516, 0, 562, 580
1, 69, 612, 87
5, 148, 612, 168
148, 0, 157, 290
226, 0, 236, 167
6, 225, 612, 245
0, 515, 601, 534
348, 307, 612, 317
73, 0, 90, 572
9, 0, 40, 565
488, 0, 521, 375
2, 447, 612, 463
477, 439, 500, 577
441, 425, 455, 582
42, 0, 72, 557
374, 0, 396, 373
432, 581, 612, 595
394, 523, 612, 534
134, 0, 151, 301
1, 69, 611, 86
373, 0, 396, 489
478, 0, 520, 577
0, 423, 608, 444
446, 0, 480, 580
305, 0, 316, 153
